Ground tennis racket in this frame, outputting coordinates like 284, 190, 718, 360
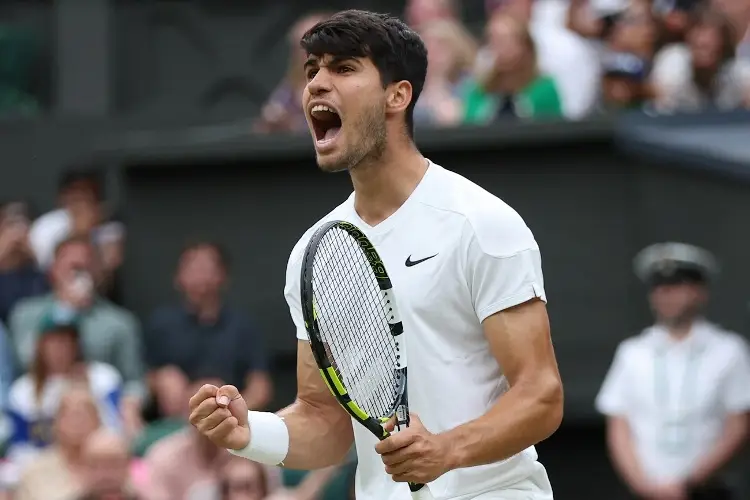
300, 220, 435, 500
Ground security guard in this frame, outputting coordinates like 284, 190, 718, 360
596, 242, 750, 500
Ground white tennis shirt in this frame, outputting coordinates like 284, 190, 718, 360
284, 162, 553, 500
596, 320, 750, 483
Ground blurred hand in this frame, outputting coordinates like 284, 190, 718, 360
58, 271, 94, 309
647, 482, 687, 500
188, 384, 250, 450
0, 220, 28, 258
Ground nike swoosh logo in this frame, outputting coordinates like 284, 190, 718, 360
405, 254, 438, 267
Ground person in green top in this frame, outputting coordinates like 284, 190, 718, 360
462, 12, 563, 123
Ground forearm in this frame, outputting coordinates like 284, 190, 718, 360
607, 419, 651, 495
275, 398, 353, 470
688, 413, 749, 486
440, 378, 563, 469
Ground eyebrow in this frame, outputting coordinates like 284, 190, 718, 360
303, 55, 359, 71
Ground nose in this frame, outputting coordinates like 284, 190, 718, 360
306, 68, 332, 96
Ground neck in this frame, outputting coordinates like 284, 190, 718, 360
188, 298, 222, 323
350, 142, 427, 227
662, 317, 699, 340
488, 64, 537, 94
59, 443, 85, 466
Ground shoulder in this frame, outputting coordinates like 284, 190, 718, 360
10, 295, 49, 318
29, 209, 69, 234
704, 323, 750, 357
144, 430, 190, 463
97, 301, 140, 330
147, 305, 184, 326
285, 198, 354, 277
422, 165, 537, 257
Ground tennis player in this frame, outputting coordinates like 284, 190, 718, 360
189, 9, 563, 500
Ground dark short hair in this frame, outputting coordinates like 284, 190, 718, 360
300, 10, 428, 137
180, 240, 231, 272
58, 166, 104, 200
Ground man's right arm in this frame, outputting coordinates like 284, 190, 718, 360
275, 340, 354, 469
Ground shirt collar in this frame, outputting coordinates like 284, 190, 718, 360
645, 319, 713, 353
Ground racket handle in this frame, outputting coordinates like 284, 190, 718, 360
409, 483, 436, 499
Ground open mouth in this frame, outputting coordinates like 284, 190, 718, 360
310, 105, 342, 146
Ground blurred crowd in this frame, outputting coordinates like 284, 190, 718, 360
0, 1, 749, 500
0, 171, 354, 499
255, 0, 750, 134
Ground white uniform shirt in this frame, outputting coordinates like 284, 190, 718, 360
284, 162, 552, 500
595, 320, 750, 483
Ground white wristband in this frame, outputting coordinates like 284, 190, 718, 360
228, 411, 289, 466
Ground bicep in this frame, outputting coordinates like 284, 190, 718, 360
482, 299, 559, 389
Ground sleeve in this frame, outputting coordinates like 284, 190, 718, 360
284, 242, 309, 342
720, 338, 750, 413
113, 313, 147, 401
463, 207, 546, 323
8, 302, 42, 370
595, 342, 632, 417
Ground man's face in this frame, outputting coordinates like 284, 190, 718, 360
176, 247, 226, 304
302, 54, 388, 172
50, 242, 94, 288
649, 282, 706, 325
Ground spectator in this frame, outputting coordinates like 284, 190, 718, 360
651, 6, 750, 113
8, 236, 145, 437
27, 168, 125, 298
0, 322, 13, 450
600, 51, 654, 110
711, 0, 750, 59
145, 242, 271, 419
492, 0, 600, 119
0, 201, 48, 325
143, 375, 282, 500
3, 317, 123, 471
254, 13, 331, 135
12, 384, 102, 500
654, 0, 706, 44
463, 13, 563, 123
73, 429, 141, 500
606, 0, 659, 60
405, 0, 458, 30
414, 19, 478, 127
596, 243, 750, 500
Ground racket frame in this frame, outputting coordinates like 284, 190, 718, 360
300, 220, 424, 493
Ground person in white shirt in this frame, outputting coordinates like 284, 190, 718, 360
188, 9, 563, 500
596, 242, 750, 500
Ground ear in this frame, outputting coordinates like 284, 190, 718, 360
385, 80, 413, 117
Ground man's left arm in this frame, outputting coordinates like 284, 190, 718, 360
240, 316, 273, 410
686, 340, 750, 487
114, 312, 147, 435
439, 298, 563, 469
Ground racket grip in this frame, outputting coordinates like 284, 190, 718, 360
409, 483, 436, 499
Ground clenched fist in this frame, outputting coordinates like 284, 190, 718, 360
188, 384, 250, 450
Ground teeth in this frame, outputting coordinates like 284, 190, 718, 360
311, 104, 338, 115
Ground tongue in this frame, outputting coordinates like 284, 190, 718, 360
323, 126, 340, 141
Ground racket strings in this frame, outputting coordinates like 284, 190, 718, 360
312, 227, 399, 419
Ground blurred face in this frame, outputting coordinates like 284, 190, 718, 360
177, 247, 226, 304
303, 54, 388, 172
712, 0, 750, 20
50, 242, 94, 288
55, 390, 100, 448
492, 0, 532, 23
84, 440, 130, 494
0, 203, 31, 259
423, 31, 455, 79
610, 3, 657, 56
487, 17, 526, 72
649, 282, 706, 325
39, 331, 78, 374
689, 23, 724, 68
220, 460, 266, 500
406, 0, 454, 28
